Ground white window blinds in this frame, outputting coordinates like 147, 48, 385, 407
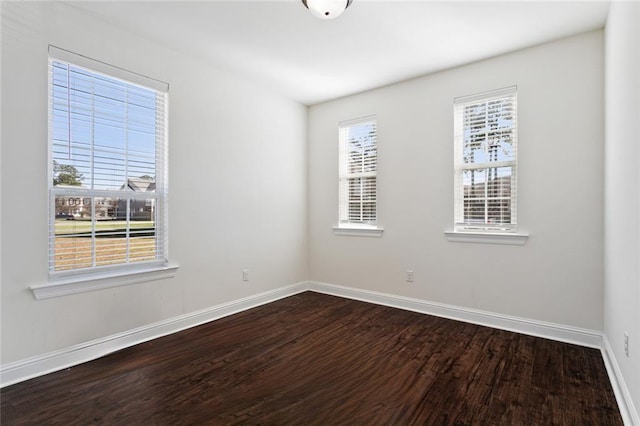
339, 116, 377, 226
48, 47, 169, 275
454, 87, 517, 231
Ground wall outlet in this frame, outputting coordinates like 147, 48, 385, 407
242, 269, 249, 282
624, 332, 629, 357
405, 270, 414, 283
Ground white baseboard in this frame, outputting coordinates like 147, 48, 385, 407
307, 281, 603, 348
308, 283, 640, 421
602, 335, 640, 426
0, 282, 307, 388
1, 277, 626, 424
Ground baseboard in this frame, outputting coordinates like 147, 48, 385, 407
308, 281, 603, 348
0, 281, 307, 388
602, 335, 640, 426
0, 280, 612, 393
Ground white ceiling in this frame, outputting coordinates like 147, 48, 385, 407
65, 0, 610, 105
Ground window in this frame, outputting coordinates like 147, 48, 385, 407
454, 87, 517, 233
338, 116, 378, 230
48, 47, 169, 278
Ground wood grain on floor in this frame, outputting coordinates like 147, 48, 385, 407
0, 292, 623, 425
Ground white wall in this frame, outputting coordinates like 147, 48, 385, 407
308, 31, 604, 331
604, 0, 640, 421
2, 3, 630, 409
0, 2, 307, 363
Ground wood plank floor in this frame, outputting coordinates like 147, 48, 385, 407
1, 292, 622, 425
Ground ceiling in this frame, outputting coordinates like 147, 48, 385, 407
65, 0, 610, 105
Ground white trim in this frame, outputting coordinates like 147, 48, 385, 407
453, 87, 518, 233
454, 85, 518, 104
3, 281, 605, 388
601, 335, 640, 426
4, 278, 631, 425
31, 265, 180, 300
49, 45, 168, 92
445, 231, 529, 245
4, 280, 632, 424
338, 114, 377, 128
332, 226, 383, 237
4, 281, 612, 387
307, 281, 602, 348
2, 282, 307, 388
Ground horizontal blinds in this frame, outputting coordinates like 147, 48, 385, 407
454, 87, 517, 230
48, 49, 168, 274
339, 116, 377, 224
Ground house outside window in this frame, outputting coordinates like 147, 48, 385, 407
453, 87, 518, 233
48, 46, 169, 277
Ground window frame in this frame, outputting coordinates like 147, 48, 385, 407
335, 115, 382, 236
453, 86, 519, 234
35, 46, 175, 298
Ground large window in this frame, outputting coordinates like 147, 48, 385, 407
454, 87, 517, 232
48, 47, 168, 277
338, 116, 378, 228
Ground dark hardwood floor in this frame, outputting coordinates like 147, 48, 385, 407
1, 292, 622, 425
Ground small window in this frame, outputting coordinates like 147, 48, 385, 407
454, 87, 518, 232
48, 47, 169, 277
338, 116, 378, 228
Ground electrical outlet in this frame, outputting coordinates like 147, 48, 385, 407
624, 332, 629, 357
242, 269, 249, 282
405, 270, 414, 283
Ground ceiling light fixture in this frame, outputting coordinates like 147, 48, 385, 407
301, 0, 353, 20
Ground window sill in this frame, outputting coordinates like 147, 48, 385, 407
31, 265, 179, 300
332, 226, 384, 237
444, 231, 528, 245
